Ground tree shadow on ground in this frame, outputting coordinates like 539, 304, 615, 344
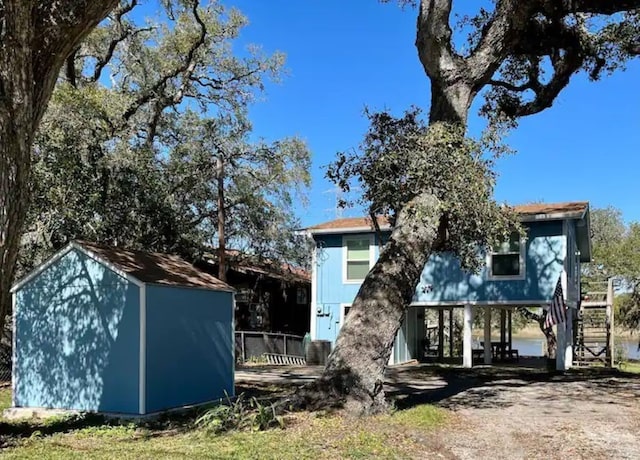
387, 364, 640, 412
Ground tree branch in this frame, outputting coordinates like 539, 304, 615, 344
90, 0, 140, 82
555, 0, 640, 14
466, 0, 539, 87
32, 0, 120, 129
123, 0, 207, 122
416, 0, 464, 80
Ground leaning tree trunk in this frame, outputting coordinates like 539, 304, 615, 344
298, 194, 444, 414
296, 74, 475, 414
295, 0, 507, 415
0, 0, 119, 332
0, 2, 35, 331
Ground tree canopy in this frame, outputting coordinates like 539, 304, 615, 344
585, 207, 640, 331
20, 0, 311, 277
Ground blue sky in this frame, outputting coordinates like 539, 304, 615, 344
221, 0, 640, 226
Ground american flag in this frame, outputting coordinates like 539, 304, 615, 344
544, 276, 566, 329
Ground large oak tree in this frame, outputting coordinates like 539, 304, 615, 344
301, 0, 640, 415
0, 0, 120, 333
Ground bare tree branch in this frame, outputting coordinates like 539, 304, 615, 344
31, 0, 120, 129
555, 0, 640, 14
90, 0, 140, 83
466, 0, 538, 86
416, 0, 463, 80
123, 0, 207, 122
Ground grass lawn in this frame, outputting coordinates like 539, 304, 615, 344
620, 361, 640, 374
0, 387, 447, 459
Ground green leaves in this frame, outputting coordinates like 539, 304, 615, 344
20, 0, 311, 275
327, 107, 518, 272
584, 207, 640, 331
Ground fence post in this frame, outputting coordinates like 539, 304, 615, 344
241, 331, 246, 363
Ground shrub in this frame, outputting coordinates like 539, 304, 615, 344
195, 393, 283, 434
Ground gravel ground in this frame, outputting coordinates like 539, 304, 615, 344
237, 364, 640, 459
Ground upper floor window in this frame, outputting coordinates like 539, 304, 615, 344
489, 231, 525, 279
343, 235, 373, 283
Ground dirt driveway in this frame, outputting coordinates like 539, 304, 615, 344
236, 364, 640, 459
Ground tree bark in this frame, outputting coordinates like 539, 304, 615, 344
0, 1, 34, 331
298, 60, 475, 414
0, 0, 119, 331
299, 193, 446, 414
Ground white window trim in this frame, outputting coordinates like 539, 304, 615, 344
342, 234, 375, 284
486, 235, 527, 281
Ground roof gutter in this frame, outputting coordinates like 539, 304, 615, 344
308, 212, 586, 234
518, 211, 586, 222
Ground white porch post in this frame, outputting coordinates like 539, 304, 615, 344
463, 304, 473, 368
564, 308, 574, 368
483, 307, 492, 365
556, 320, 566, 371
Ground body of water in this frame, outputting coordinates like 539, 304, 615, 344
510, 337, 640, 360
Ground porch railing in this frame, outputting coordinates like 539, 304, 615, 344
235, 331, 306, 363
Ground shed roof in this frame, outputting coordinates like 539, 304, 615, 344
306, 201, 589, 233
12, 241, 234, 293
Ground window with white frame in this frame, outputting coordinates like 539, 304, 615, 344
489, 231, 525, 278
343, 235, 372, 282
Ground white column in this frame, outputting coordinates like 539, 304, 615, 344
463, 304, 473, 368
484, 307, 492, 365
564, 308, 573, 368
556, 320, 566, 371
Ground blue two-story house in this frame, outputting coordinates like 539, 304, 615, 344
306, 201, 591, 370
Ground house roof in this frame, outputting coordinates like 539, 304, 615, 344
203, 249, 310, 284
12, 241, 234, 293
515, 201, 589, 221
305, 201, 592, 262
306, 201, 590, 234
306, 216, 391, 233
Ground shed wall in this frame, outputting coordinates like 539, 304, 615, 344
14, 249, 140, 413
145, 285, 234, 413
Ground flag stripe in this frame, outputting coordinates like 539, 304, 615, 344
544, 277, 566, 328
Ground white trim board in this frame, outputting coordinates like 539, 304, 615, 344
410, 300, 551, 307
138, 284, 147, 415
11, 242, 145, 292
310, 245, 318, 341
11, 292, 16, 407
72, 242, 146, 288
10, 244, 75, 292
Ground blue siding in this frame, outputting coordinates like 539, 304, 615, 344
314, 221, 567, 341
415, 221, 565, 303
14, 249, 140, 413
314, 233, 383, 342
145, 286, 234, 413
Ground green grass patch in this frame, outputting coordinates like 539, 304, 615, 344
0, 399, 448, 459
0, 386, 11, 412
619, 361, 640, 374
391, 404, 447, 429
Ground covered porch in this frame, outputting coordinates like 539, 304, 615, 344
401, 303, 575, 370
